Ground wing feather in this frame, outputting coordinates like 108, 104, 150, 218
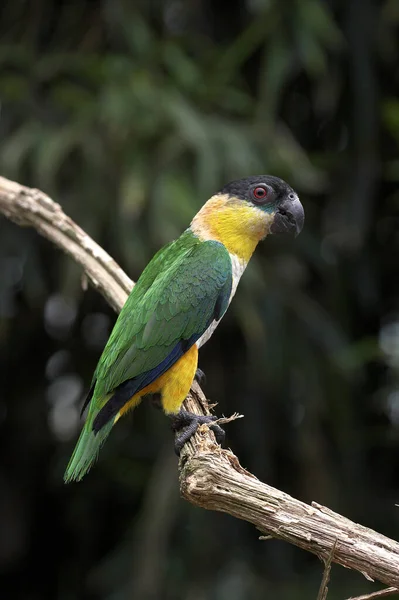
88, 233, 232, 424
65, 234, 233, 481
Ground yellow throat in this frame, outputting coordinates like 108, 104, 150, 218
191, 193, 275, 262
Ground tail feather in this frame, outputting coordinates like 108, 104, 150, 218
64, 416, 114, 483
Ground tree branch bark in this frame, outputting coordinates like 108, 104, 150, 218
347, 588, 399, 600
0, 176, 132, 312
1, 175, 399, 589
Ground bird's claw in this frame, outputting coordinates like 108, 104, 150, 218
171, 410, 225, 455
194, 368, 206, 386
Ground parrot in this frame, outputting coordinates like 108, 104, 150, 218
64, 175, 304, 482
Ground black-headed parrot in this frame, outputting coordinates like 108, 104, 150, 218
64, 175, 304, 482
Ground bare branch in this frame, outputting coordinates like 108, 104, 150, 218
179, 386, 399, 588
317, 539, 336, 600
347, 588, 399, 600
0, 176, 132, 312
2, 175, 399, 589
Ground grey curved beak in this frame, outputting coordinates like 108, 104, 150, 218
270, 195, 304, 237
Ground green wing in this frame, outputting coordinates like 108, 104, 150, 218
94, 233, 232, 400
64, 232, 232, 482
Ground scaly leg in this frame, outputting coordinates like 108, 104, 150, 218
170, 409, 225, 455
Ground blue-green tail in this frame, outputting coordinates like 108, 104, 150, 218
64, 415, 114, 483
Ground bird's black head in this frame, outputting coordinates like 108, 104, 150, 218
219, 175, 304, 236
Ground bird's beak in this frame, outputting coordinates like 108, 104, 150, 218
270, 195, 304, 237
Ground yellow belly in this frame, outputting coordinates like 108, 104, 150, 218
116, 344, 198, 421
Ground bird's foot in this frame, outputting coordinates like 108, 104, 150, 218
194, 368, 206, 386
170, 409, 225, 456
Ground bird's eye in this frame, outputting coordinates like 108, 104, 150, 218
253, 185, 269, 203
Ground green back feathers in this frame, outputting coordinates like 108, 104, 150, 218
64, 230, 232, 482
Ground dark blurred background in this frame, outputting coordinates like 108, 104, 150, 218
0, 0, 399, 598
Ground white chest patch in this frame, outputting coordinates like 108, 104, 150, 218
196, 253, 247, 348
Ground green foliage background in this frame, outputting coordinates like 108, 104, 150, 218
0, 0, 399, 598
